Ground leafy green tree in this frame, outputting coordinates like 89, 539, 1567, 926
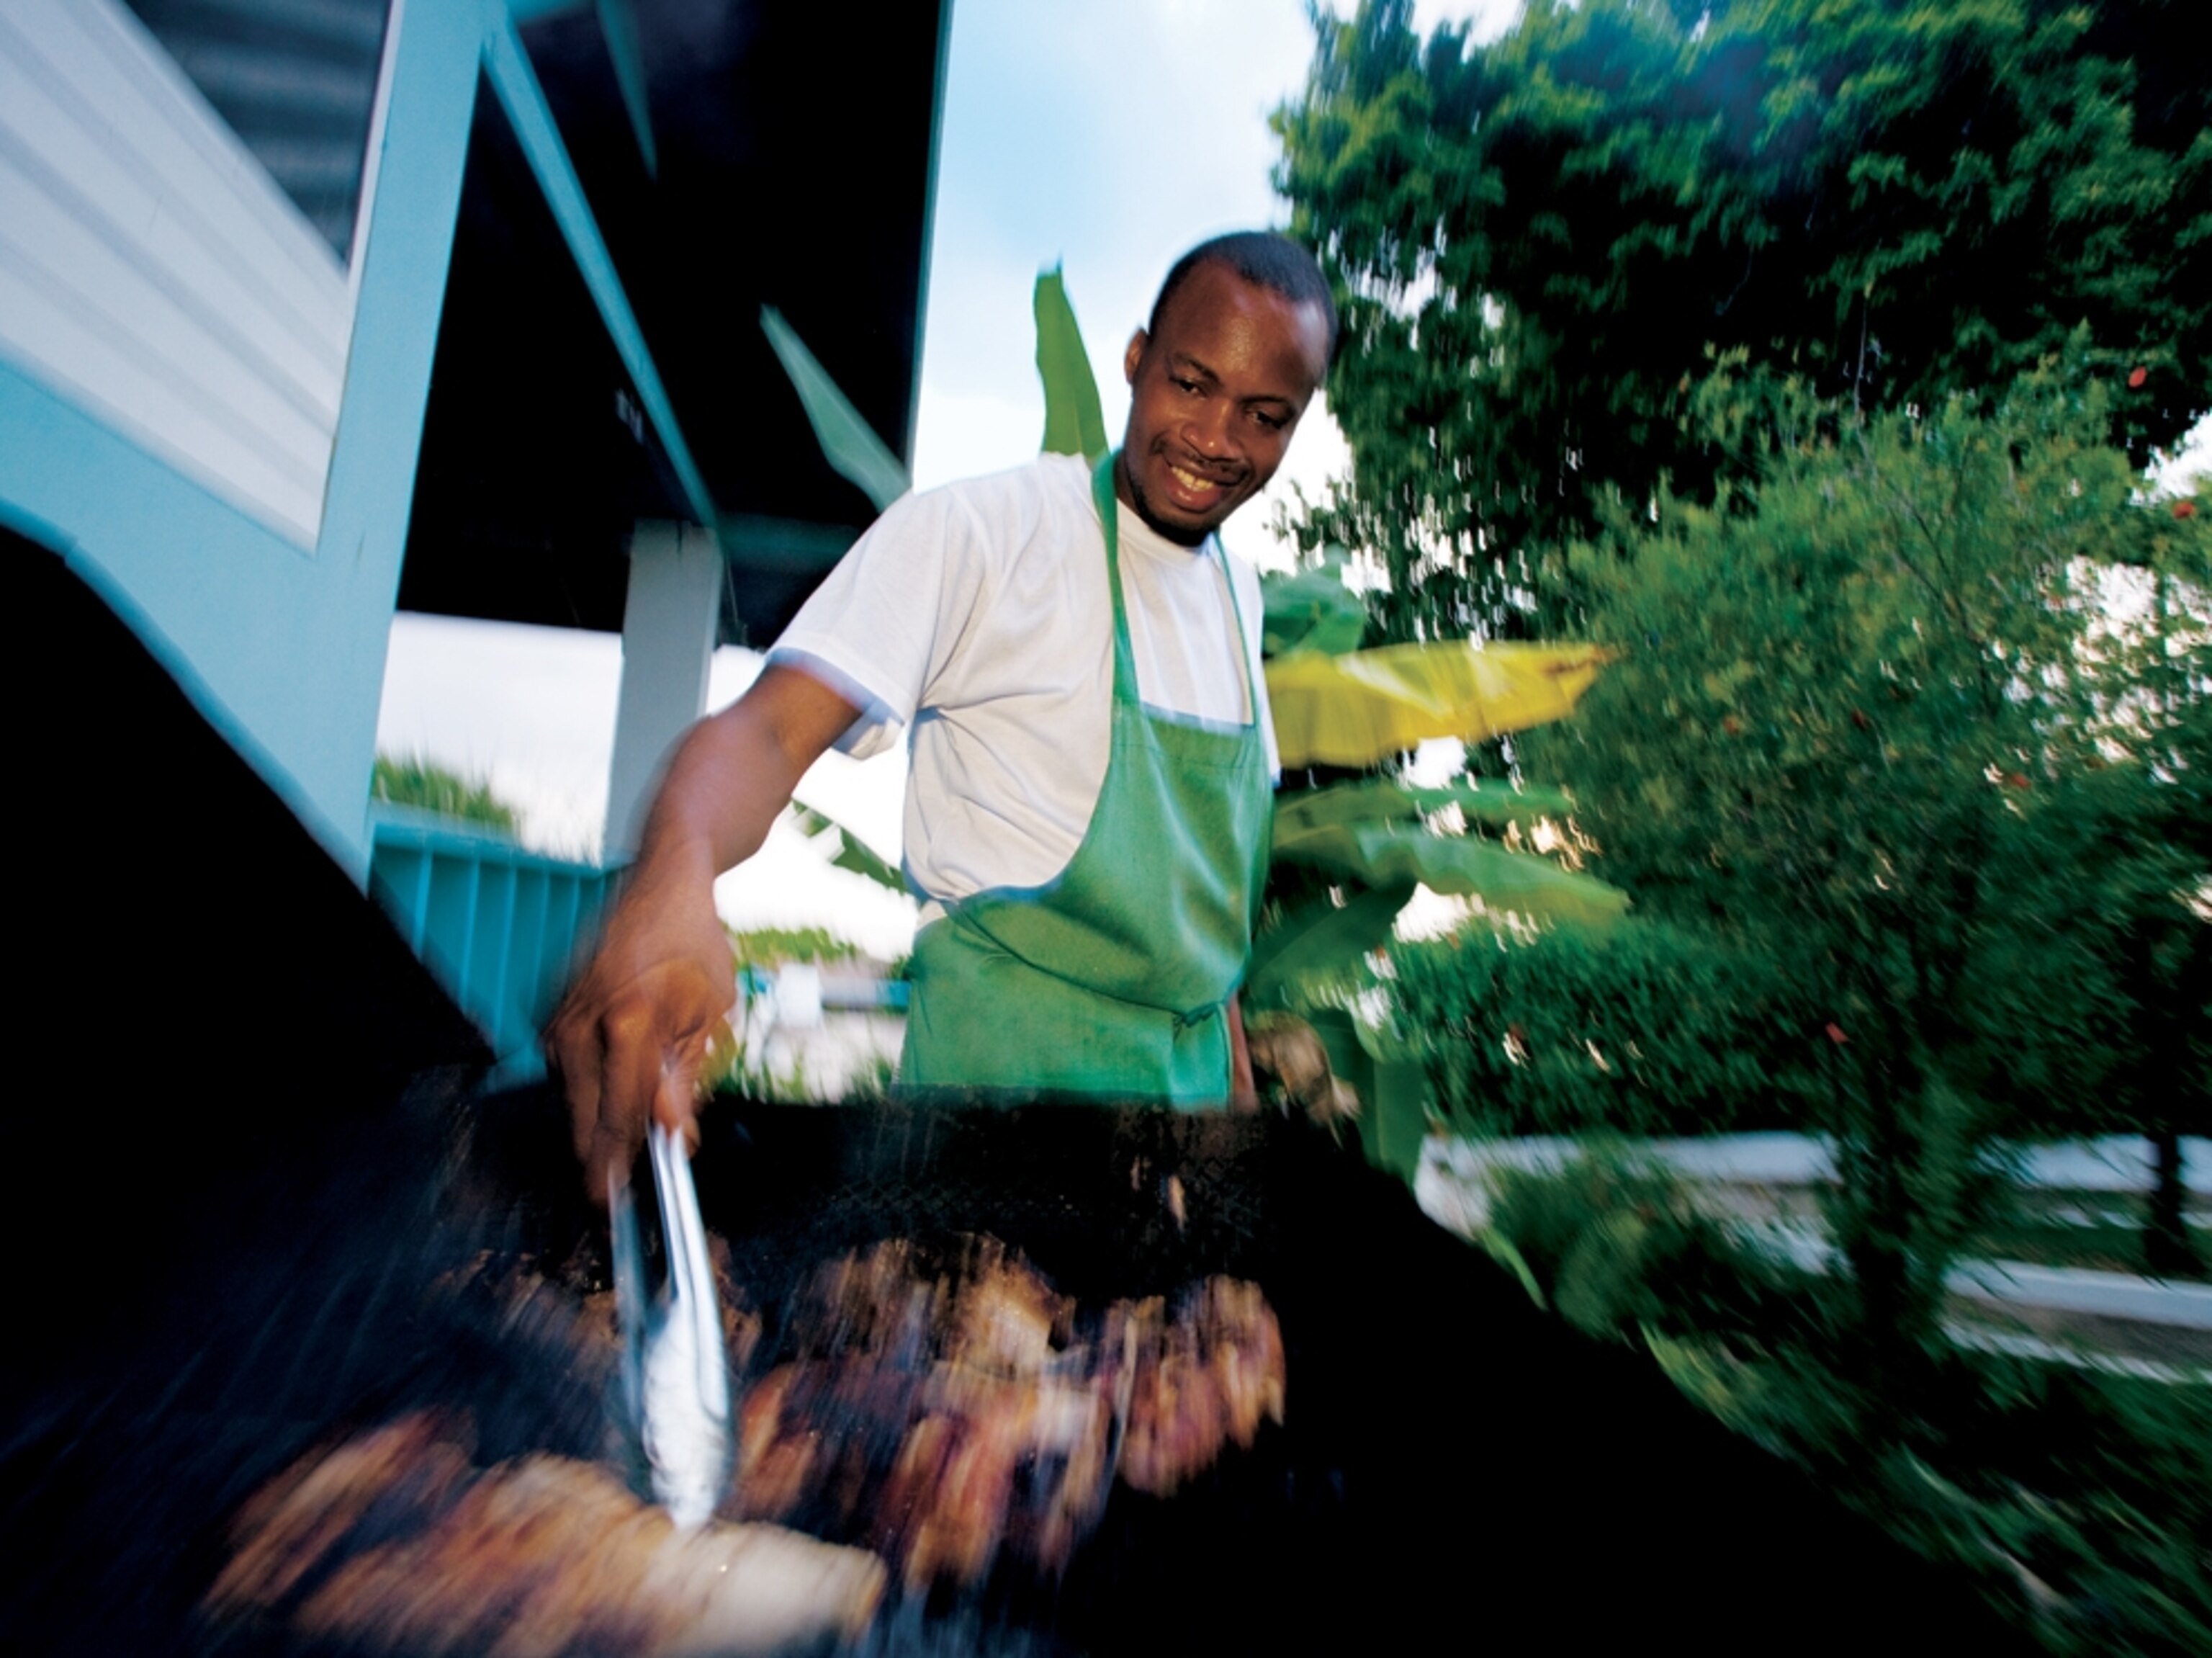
1519, 362, 2145, 1364
1273, 0, 2212, 642
1965, 521, 2212, 1276
1388, 917, 1825, 1137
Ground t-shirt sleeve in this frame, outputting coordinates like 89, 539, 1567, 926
765, 483, 992, 760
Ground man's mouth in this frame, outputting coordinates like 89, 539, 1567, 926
1164, 459, 1240, 502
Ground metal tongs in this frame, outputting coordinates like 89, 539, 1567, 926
611, 1123, 734, 1529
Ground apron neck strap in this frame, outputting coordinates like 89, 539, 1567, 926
1094, 452, 1139, 702
1094, 452, 1260, 722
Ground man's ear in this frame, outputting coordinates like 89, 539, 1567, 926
1124, 329, 1148, 385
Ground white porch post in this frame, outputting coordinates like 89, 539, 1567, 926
606, 520, 721, 857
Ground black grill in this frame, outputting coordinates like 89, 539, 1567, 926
2, 542, 2036, 1657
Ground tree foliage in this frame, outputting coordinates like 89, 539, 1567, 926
1390, 918, 1825, 1135
1515, 359, 2208, 1345
1274, 0, 2212, 642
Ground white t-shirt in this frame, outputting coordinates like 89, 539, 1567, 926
769, 453, 1277, 913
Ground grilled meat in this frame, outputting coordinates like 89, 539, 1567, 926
207, 1410, 885, 1657
724, 1237, 1283, 1589
238, 1234, 1286, 1636
1112, 1274, 1288, 1497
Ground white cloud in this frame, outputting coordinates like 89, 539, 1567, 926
911, 387, 1045, 494
376, 614, 621, 860
377, 616, 917, 955
1313, 0, 1526, 46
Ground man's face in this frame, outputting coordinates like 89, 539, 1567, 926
1115, 261, 1331, 546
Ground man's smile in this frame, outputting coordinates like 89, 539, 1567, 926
1114, 259, 1331, 544
1164, 457, 1242, 500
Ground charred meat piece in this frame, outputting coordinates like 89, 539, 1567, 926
724, 1238, 1284, 1590
207, 1411, 885, 1657
207, 1412, 477, 1615
1114, 1276, 1286, 1498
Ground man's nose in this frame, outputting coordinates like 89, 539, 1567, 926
1183, 398, 1236, 457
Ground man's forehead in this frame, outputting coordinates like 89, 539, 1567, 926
1154, 264, 1330, 385
1158, 260, 1300, 328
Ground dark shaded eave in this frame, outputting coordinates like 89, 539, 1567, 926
398, 0, 950, 646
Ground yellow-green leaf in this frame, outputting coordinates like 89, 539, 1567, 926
788, 801, 903, 892
1274, 778, 1578, 841
760, 306, 912, 511
1267, 640, 1613, 768
1405, 781, 1578, 828
1273, 779, 1424, 838
1272, 820, 1629, 928
1034, 266, 1108, 464
1247, 882, 1415, 1005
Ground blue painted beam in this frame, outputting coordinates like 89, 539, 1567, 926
481, 14, 716, 529
506, 0, 589, 24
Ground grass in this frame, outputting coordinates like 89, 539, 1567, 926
372, 753, 520, 833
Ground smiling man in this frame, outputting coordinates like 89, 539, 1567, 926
552, 232, 1336, 1194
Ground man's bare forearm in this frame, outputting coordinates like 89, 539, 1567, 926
549, 663, 862, 1196
632, 663, 865, 883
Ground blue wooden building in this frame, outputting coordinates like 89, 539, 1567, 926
1, 0, 948, 1066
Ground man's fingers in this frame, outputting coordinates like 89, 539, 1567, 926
549, 1010, 605, 1170
655, 1062, 702, 1157
583, 1003, 665, 1198
551, 944, 728, 1198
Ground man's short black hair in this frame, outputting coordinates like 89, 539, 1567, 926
1149, 231, 1339, 372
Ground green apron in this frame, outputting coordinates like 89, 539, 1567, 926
899, 453, 1273, 1107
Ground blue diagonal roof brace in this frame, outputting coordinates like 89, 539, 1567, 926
595, 0, 657, 179
481, 15, 715, 529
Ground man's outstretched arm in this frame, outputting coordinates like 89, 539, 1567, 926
547, 663, 862, 1198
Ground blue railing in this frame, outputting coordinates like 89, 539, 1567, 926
367, 805, 621, 1079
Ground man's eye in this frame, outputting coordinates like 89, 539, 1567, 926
1253, 410, 1287, 431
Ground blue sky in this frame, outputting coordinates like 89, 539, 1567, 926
912, 0, 1336, 496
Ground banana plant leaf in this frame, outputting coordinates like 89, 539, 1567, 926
1406, 780, 1579, 828
1272, 819, 1629, 928
1272, 779, 1422, 838
1260, 559, 1367, 658
1246, 882, 1416, 1006
1267, 640, 1613, 768
789, 803, 904, 892
1274, 778, 1578, 841
1034, 267, 1109, 464
1294, 1006, 1432, 1181
760, 306, 912, 512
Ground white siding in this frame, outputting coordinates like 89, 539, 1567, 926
0, 0, 361, 547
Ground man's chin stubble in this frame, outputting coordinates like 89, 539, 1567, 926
1122, 470, 1218, 549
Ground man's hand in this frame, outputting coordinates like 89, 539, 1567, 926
547, 846, 732, 1200
545, 664, 862, 1200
